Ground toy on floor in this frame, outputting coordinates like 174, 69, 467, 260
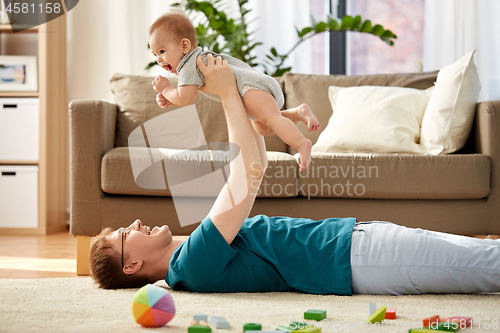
189, 317, 211, 333
210, 316, 230, 329
366, 305, 386, 324
368, 303, 377, 316
244, 323, 262, 331
422, 315, 443, 327
448, 316, 472, 328
188, 323, 211, 333
304, 310, 326, 320
194, 312, 208, 322
130, 284, 175, 327
385, 307, 396, 320
190, 318, 210, 327
427, 321, 459, 332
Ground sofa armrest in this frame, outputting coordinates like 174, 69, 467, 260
69, 100, 117, 236
474, 100, 500, 226
475, 100, 500, 157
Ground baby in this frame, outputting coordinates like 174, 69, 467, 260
149, 12, 320, 171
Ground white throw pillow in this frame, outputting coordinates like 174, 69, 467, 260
420, 50, 481, 155
311, 85, 433, 154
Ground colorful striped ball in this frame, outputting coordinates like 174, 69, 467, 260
131, 284, 176, 327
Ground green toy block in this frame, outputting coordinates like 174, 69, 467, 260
296, 328, 321, 333
289, 322, 310, 330
188, 324, 211, 333
244, 323, 262, 331
304, 310, 327, 321
426, 322, 459, 332
275, 325, 292, 332
367, 305, 387, 324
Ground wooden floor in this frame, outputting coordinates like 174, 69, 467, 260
0, 226, 77, 278
0, 228, 498, 279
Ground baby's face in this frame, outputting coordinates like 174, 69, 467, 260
149, 29, 186, 74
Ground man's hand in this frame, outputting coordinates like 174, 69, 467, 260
197, 53, 237, 99
152, 75, 171, 94
156, 93, 173, 108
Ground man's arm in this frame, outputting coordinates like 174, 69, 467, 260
198, 54, 266, 245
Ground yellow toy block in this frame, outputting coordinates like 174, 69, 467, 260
367, 305, 387, 324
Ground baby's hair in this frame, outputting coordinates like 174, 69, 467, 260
149, 11, 198, 46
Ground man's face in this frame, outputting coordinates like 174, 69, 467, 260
149, 29, 185, 74
107, 219, 173, 270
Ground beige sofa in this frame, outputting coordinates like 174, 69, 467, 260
69, 71, 500, 274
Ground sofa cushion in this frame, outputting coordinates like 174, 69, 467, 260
420, 50, 481, 155
283, 71, 438, 154
101, 148, 297, 198
312, 85, 433, 154
298, 153, 490, 199
109, 73, 287, 152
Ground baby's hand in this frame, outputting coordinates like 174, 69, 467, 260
152, 75, 170, 94
156, 93, 173, 108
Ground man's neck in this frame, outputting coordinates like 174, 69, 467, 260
150, 239, 185, 282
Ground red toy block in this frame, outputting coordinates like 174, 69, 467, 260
423, 315, 440, 327
385, 308, 396, 320
448, 316, 473, 328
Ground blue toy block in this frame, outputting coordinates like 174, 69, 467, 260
210, 316, 230, 329
194, 312, 208, 322
368, 303, 376, 316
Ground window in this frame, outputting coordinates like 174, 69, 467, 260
330, 0, 425, 75
345, 0, 425, 75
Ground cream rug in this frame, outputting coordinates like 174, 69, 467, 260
1, 277, 499, 333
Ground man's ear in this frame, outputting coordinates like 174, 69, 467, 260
123, 260, 143, 275
181, 38, 192, 54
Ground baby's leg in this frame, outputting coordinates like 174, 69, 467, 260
281, 104, 320, 132
244, 90, 312, 171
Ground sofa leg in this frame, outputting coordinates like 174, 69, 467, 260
76, 236, 91, 276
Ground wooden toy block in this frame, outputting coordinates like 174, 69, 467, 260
295, 328, 321, 333
210, 316, 230, 329
385, 308, 396, 320
244, 323, 262, 331
193, 312, 208, 322
422, 315, 440, 327
188, 324, 211, 333
275, 325, 292, 332
199, 320, 209, 327
427, 322, 459, 332
368, 303, 377, 316
304, 310, 326, 321
448, 316, 472, 328
190, 319, 198, 326
367, 305, 386, 324
289, 322, 310, 330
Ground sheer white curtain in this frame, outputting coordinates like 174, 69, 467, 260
423, 0, 500, 102
66, 0, 177, 103
245, 0, 313, 74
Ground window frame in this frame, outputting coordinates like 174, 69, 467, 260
329, 0, 347, 74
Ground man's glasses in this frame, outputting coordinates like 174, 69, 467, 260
120, 228, 130, 269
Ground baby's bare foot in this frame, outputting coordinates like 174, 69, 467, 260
298, 104, 320, 132
297, 137, 312, 172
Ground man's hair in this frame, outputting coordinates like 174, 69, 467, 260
90, 228, 151, 289
149, 11, 198, 47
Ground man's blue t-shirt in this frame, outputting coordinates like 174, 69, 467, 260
165, 215, 356, 295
